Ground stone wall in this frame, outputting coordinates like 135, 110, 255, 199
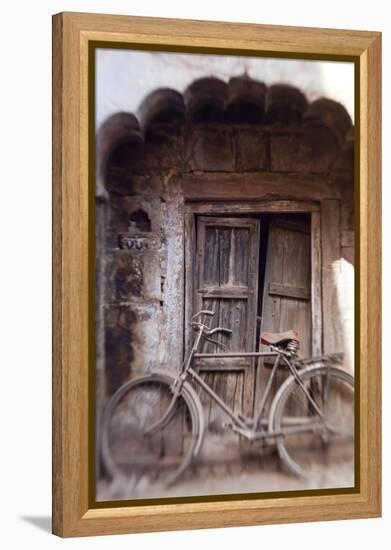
96, 78, 355, 403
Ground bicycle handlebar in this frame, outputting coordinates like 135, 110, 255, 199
191, 309, 215, 321
205, 327, 232, 336
191, 310, 232, 337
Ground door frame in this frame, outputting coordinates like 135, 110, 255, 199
184, 200, 322, 357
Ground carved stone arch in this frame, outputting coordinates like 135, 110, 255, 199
303, 97, 353, 146
184, 77, 227, 123
137, 88, 186, 137
96, 112, 142, 199
225, 75, 266, 123
265, 84, 308, 125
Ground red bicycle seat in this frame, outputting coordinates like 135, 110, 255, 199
261, 330, 299, 346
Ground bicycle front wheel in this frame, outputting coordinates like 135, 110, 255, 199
101, 373, 201, 496
268, 366, 354, 480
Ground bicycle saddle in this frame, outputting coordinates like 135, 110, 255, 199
261, 330, 299, 346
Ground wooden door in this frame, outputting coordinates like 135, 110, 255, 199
194, 216, 260, 435
257, 215, 311, 404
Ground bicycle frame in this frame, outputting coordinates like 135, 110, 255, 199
173, 321, 302, 439
102, 310, 353, 494
100, 310, 351, 489
152, 310, 331, 445
187, 358, 277, 436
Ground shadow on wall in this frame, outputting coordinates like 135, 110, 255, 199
95, 49, 354, 130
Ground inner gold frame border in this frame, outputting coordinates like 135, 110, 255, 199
52, 11, 381, 538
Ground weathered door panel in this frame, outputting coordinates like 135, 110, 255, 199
257, 215, 311, 409
194, 217, 260, 440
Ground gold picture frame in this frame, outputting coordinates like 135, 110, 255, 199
52, 12, 381, 537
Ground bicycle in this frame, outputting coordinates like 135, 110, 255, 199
100, 310, 354, 491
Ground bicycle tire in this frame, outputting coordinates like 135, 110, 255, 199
100, 371, 204, 496
268, 365, 354, 479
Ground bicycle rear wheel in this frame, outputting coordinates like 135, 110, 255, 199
268, 366, 354, 481
101, 373, 201, 497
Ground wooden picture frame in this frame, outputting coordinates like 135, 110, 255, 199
52, 12, 381, 537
